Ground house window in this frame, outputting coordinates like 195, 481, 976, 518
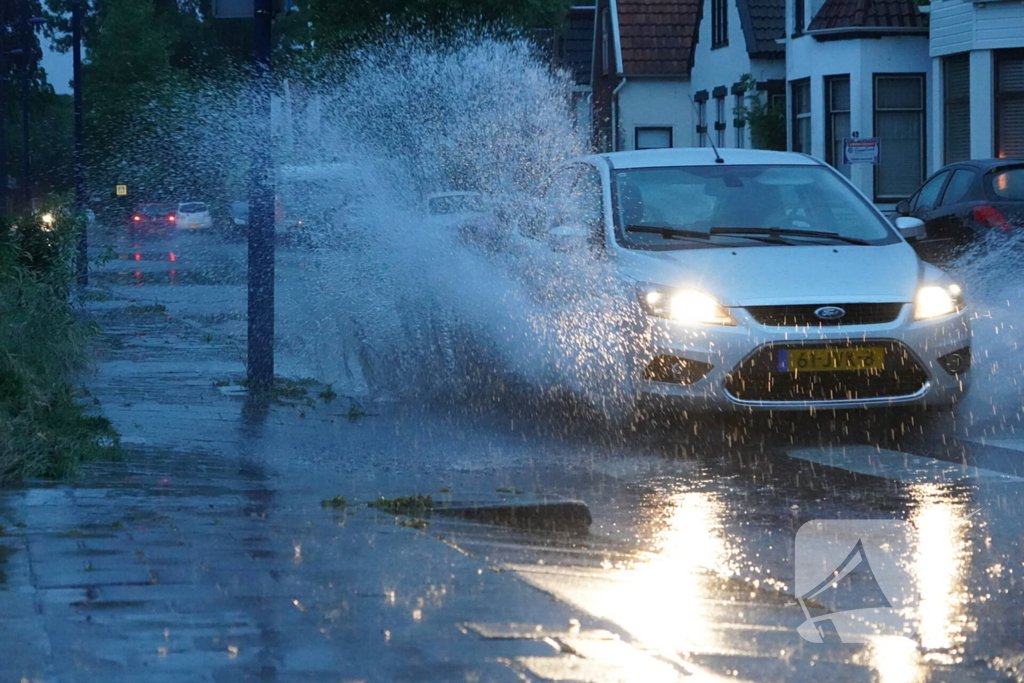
794, 0, 805, 35
944, 53, 971, 164
734, 92, 745, 147
695, 92, 709, 147
635, 127, 673, 150
712, 90, 729, 146
996, 50, 1024, 158
826, 75, 851, 177
712, 0, 728, 48
791, 79, 811, 154
875, 74, 926, 200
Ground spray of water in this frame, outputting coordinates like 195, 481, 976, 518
952, 233, 1024, 432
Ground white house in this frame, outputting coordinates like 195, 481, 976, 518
785, 0, 931, 204
687, 0, 785, 149
591, 0, 702, 151
927, 0, 1024, 166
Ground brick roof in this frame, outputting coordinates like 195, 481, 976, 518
807, 0, 927, 31
617, 0, 702, 76
736, 0, 785, 56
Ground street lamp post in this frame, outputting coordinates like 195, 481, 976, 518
247, 0, 275, 390
72, 0, 87, 285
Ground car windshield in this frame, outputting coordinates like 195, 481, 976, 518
613, 165, 898, 250
139, 205, 172, 215
986, 167, 1024, 201
429, 195, 484, 215
179, 202, 206, 213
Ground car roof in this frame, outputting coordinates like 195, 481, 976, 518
585, 148, 822, 170
427, 191, 481, 199
940, 158, 1024, 171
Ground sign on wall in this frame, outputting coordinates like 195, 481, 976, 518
115, 184, 127, 196
843, 138, 881, 165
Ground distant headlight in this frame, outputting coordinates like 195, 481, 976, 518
637, 283, 735, 326
914, 284, 964, 320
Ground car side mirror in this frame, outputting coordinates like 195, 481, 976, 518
894, 216, 925, 241
895, 199, 911, 216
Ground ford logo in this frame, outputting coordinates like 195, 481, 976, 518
815, 306, 847, 321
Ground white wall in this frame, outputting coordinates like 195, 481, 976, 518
931, 0, 1024, 57
616, 80, 692, 150
688, 0, 785, 147
787, 33, 930, 199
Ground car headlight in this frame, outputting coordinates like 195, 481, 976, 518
637, 283, 735, 325
914, 283, 965, 320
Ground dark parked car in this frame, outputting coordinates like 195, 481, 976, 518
895, 159, 1024, 263
129, 203, 178, 238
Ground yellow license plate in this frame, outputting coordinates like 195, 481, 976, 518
190, 223, 201, 228
778, 347, 886, 373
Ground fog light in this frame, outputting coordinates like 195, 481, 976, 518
938, 347, 971, 375
644, 356, 713, 385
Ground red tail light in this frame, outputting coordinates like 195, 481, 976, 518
132, 215, 141, 221
973, 205, 1012, 230
168, 215, 176, 222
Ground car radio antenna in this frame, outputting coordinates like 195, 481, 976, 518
688, 95, 725, 164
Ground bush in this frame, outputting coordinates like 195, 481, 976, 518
0, 202, 119, 483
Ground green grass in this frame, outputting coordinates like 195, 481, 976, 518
320, 496, 347, 509
368, 494, 433, 515
0, 203, 120, 484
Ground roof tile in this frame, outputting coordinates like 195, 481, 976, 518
807, 0, 927, 31
618, 0, 702, 75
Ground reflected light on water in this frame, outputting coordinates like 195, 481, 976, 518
908, 483, 972, 657
589, 490, 735, 655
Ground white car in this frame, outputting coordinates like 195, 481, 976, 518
538, 148, 970, 413
176, 201, 213, 230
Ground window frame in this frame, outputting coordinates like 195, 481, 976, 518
794, 0, 805, 35
634, 126, 674, 150
996, 49, 1024, 159
943, 53, 971, 164
712, 0, 729, 49
791, 79, 811, 154
715, 94, 727, 147
825, 75, 851, 177
873, 73, 927, 202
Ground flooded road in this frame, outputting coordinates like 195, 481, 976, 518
47, 221, 1024, 682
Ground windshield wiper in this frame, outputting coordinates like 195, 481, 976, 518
709, 227, 871, 246
624, 225, 710, 240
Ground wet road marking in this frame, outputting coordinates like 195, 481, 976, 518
787, 445, 1024, 484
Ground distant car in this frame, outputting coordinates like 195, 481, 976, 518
176, 201, 213, 231
129, 203, 177, 238
894, 159, 1024, 264
230, 201, 249, 228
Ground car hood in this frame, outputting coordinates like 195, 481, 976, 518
616, 243, 923, 307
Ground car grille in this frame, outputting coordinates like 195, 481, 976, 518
724, 341, 928, 403
745, 303, 905, 327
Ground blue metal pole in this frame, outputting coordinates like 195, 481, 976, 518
247, 0, 275, 390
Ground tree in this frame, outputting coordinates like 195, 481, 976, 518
733, 74, 787, 152
300, 0, 572, 56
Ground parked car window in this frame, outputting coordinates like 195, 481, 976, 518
987, 167, 1024, 201
911, 172, 950, 212
939, 170, 977, 206
140, 204, 173, 215
179, 202, 207, 213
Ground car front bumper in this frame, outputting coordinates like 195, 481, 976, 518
633, 305, 971, 412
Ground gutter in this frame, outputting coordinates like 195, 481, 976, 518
806, 26, 928, 36
611, 77, 628, 152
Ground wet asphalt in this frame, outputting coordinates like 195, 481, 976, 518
4, 222, 1023, 682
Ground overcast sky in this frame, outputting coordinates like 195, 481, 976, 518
41, 41, 73, 95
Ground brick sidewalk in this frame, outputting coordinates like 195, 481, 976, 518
0, 289, 692, 683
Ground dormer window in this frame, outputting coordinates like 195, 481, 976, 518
712, 0, 729, 48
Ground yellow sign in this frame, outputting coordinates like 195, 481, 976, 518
115, 185, 128, 196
